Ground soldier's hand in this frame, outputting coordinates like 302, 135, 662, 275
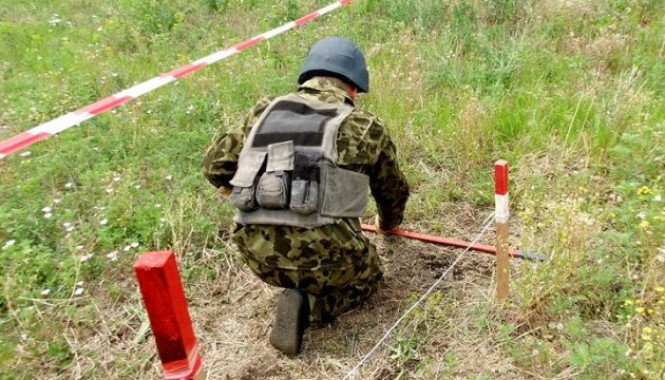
217, 186, 232, 200
374, 215, 399, 234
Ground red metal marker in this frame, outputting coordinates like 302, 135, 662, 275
134, 251, 204, 380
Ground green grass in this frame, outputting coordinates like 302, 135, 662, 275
1, 0, 665, 378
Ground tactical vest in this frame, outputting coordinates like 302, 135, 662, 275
229, 93, 369, 227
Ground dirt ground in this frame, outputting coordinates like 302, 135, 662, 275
43, 209, 544, 380
165, 221, 530, 380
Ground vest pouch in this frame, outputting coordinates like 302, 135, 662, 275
321, 166, 369, 218
290, 179, 319, 215
289, 152, 322, 215
256, 171, 290, 209
230, 186, 258, 211
229, 151, 267, 212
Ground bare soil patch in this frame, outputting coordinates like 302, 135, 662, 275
166, 226, 520, 379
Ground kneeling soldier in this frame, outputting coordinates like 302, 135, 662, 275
203, 37, 409, 355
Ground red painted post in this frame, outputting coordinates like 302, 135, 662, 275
134, 251, 204, 380
494, 160, 510, 301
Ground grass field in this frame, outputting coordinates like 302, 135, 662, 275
1, 0, 664, 378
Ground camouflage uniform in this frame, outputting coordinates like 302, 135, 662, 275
203, 77, 409, 322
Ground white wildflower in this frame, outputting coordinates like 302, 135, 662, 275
73, 287, 84, 296
106, 251, 118, 261
99, 218, 108, 226
130, 242, 139, 248
105, 188, 114, 194
40, 288, 51, 296
3, 239, 15, 250
41, 207, 52, 213
44, 213, 52, 219
80, 254, 93, 262
53, 199, 62, 204
19, 151, 31, 157
655, 194, 662, 202
165, 174, 172, 181
123, 245, 131, 252
64, 182, 74, 188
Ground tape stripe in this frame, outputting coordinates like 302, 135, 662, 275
76, 95, 133, 115
117, 76, 175, 99
235, 36, 266, 51
0, 132, 51, 156
495, 193, 510, 223
0, 0, 355, 160
262, 22, 297, 39
196, 49, 236, 65
164, 62, 208, 79
296, 12, 320, 26
32, 112, 92, 135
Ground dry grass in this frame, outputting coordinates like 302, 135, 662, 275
35, 211, 520, 380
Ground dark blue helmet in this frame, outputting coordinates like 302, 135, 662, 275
298, 37, 369, 93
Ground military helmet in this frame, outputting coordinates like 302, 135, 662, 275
298, 37, 369, 93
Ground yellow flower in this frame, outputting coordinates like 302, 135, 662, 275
656, 287, 664, 293
639, 220, 651, 229
578, 186, 585, 192
625, 299, 634, 305
647, 309, 654, 315
642, 334, 651, 341
643, 327, 652, 334
637, 186, 652, 195
636, 307, 645, 314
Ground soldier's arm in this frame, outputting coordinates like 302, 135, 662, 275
368, 120, 409, 230
202, 98, 272, 188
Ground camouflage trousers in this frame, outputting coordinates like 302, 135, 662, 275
232, 219, 383, 323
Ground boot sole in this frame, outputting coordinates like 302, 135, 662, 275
269, 289, 306, 355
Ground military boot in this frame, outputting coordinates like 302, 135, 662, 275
269, 289, 310, 355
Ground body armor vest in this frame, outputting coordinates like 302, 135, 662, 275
229, 94, 370, 227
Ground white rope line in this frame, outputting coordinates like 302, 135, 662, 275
342, 212, 496, 380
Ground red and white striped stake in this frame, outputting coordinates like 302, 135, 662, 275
0, 0, 355, 161
494, 160, 510, 301
134, 251, 204, 380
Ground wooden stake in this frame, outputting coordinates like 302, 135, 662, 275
134, 251, 204, 380
494, 160, 510, 301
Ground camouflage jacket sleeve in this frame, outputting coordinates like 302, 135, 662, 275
369, 119, 409, 230
202, 98, 273, 188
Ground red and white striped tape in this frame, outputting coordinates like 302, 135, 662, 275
494, 160, 509, 223
0, 0, 354, 161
